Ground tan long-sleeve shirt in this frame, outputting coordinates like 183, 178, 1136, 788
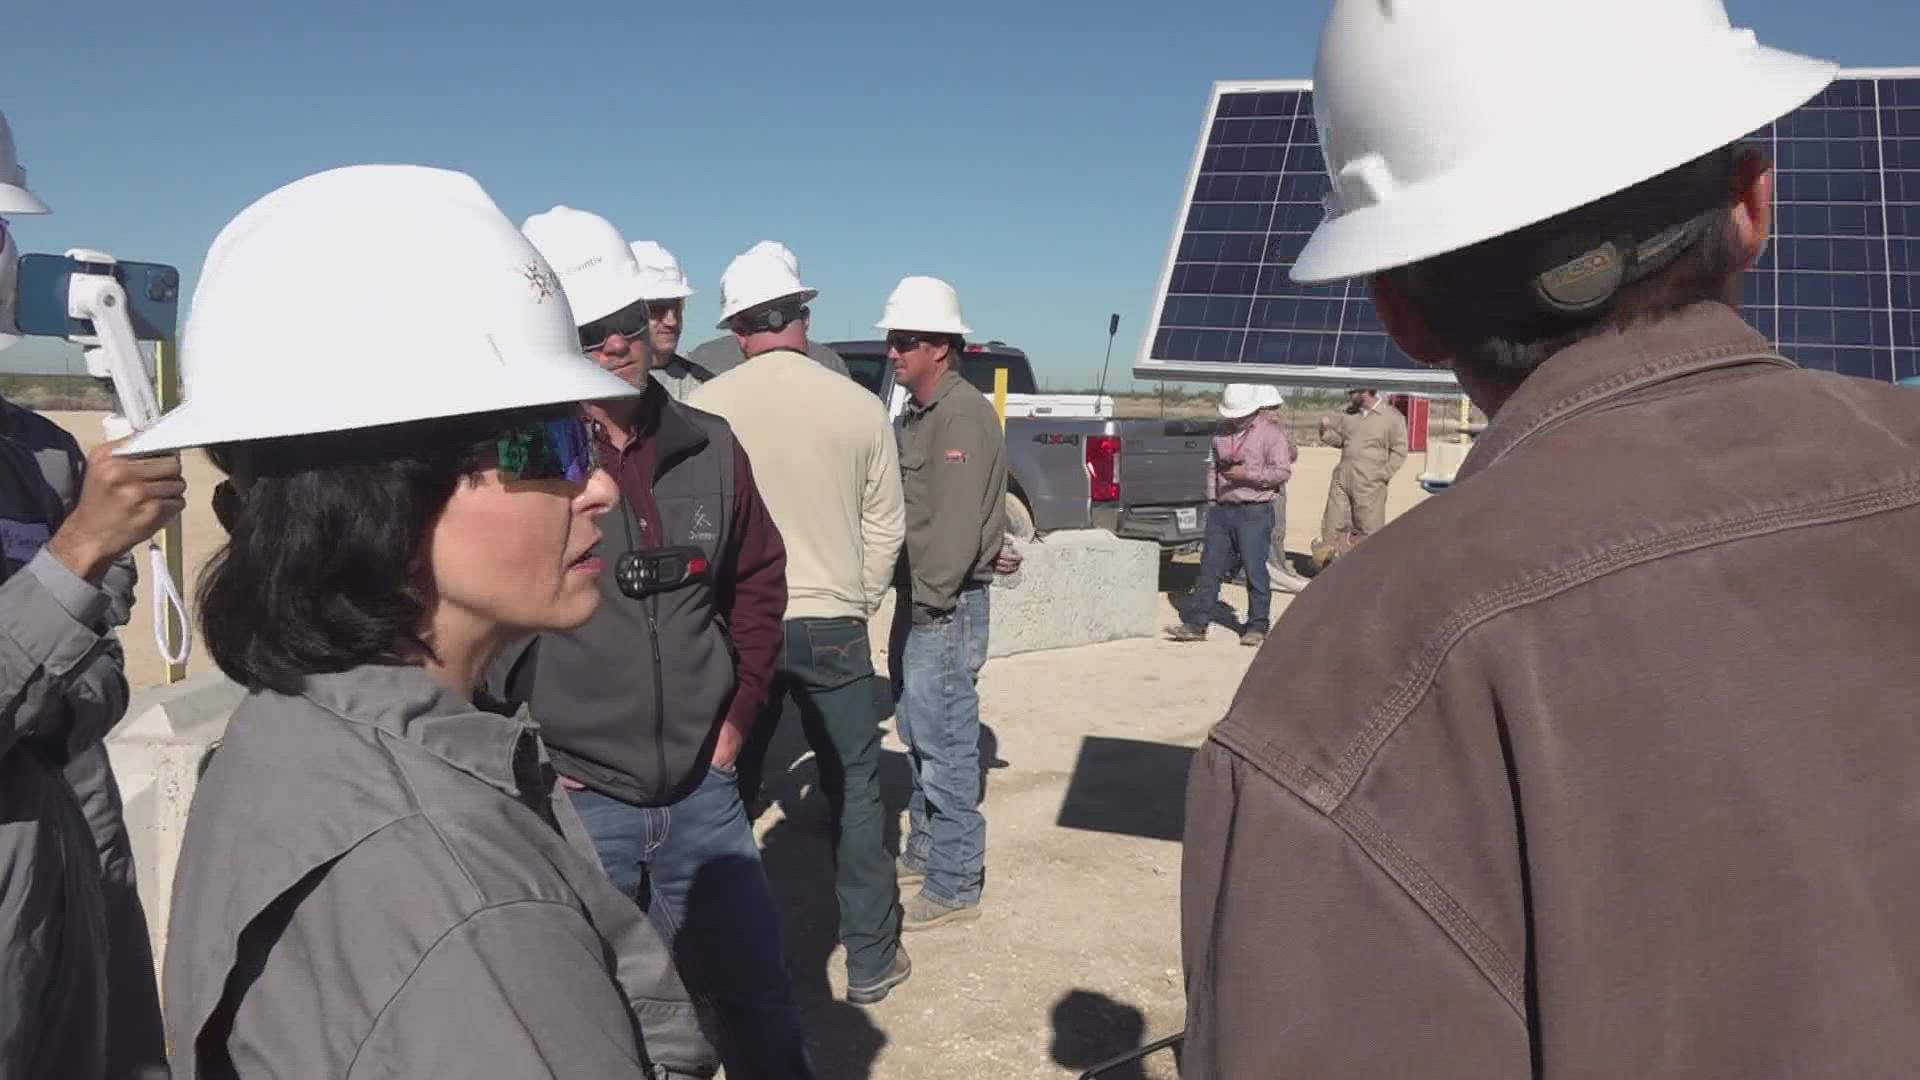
691, 348, 904, 621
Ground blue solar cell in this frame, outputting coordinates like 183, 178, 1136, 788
1143, 73, 1920, 385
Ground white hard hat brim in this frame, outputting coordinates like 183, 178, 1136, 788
0, 184, 49, 215
717, 287, 817, 329
116, 346, 639, 455
639, 281, 695, 301
1218, 402, 1259, 419
1292, 47, 1837, 284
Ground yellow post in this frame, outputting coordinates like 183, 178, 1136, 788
1458, 391, 1472, 444
993, 366, 1009, 431
153, 339, 188, 685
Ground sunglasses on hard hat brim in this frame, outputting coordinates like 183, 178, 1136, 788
578, 299, 652, 354
482, 412, 600, 484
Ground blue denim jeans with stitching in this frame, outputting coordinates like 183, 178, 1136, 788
570, 766, 814, 1078
895, 585, 991, 907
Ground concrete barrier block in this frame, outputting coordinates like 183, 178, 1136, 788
107, 673, 245, 978
985, 530, 1160, 658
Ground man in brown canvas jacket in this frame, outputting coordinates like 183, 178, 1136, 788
1182, 3, 1920, 1077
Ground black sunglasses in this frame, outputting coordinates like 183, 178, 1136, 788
886, 332, 937, 353
579, 299, 653, 353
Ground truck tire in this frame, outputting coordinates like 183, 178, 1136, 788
1005, 493, 1036, 540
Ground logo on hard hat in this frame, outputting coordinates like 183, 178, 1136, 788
522, 262, 561, 303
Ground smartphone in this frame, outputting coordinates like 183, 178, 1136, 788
13, 253, 182, 342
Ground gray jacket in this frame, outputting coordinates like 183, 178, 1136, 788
0, 399, 165, 1080
162, 665, 713, 1079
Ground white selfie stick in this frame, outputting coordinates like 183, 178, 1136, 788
64, 248, 190, 667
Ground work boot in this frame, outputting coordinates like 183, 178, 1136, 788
846, 945, 913, 1005
902, 891, 982, 932
1310, 540, 1336, 570
1165, 623, 1208, 643
1240, 628, 1266, 648
897, 858, 925, 888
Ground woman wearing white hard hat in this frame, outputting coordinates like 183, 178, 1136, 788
1166, 384, 1293, 646
150, 165, 709, 1078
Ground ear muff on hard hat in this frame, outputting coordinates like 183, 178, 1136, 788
1291, 0, 1836, 285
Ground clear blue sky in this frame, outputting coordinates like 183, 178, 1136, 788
1, 0, 1909, 389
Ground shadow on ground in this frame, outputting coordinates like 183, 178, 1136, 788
1055, 736, 1195, 843
1051, 989, 1184, 1079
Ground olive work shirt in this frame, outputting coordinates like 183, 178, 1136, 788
898, 369, 1008, 624
163, 665, 712, 1079
1183, 303, 1920, 1077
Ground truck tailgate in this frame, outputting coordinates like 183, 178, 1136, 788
1120, 423, 1213, 507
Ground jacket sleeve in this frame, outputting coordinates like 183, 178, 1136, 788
716, 438, 786, 737
357, 900, 678, 1078
1181, 740, 1530, 1078
0, 550, 118, 758
910, 409, 1001, 624
1321, 416, 1349, 449
861, 410, 906, 618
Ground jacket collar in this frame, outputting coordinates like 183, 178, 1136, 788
1456, 302, 1793, 483
596, 377, 712, 477
907, 369, 966, 417
298, 664, 544, 800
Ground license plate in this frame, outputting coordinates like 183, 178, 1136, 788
1176, 507, 1199, 532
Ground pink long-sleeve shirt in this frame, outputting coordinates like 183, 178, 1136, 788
1208, 413, 1296, 504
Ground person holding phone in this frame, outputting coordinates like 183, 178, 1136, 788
0, 107, 176, 1080
506, 208, 808, 1077
152, 165, 706, 1078
1167, 383, 1293, 647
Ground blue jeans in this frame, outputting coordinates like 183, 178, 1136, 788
758, 617, 901, 984
895, 585, 991, 907
1180, 500, 1275, 632
570, 769, 814, 1079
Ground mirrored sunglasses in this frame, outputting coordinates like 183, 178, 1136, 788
490, 413, 598, 484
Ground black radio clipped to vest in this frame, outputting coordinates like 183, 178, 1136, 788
615, 545, 711, 599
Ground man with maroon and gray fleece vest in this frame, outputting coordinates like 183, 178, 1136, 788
499, 205, 806, 1078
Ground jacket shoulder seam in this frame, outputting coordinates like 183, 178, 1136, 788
1325, 473, 1920, 800
1207, 736, 1527, 1019
345, 898, 586, 1075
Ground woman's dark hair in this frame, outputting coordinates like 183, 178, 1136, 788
198, 407, 555, 693
1384, 143, 1748, 390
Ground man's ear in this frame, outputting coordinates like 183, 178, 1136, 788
1369, 273, 1450, 365
1730, 148, 1775, 272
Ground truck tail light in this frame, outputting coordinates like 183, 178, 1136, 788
1086, 435, 1122, 503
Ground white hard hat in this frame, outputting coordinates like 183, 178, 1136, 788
0, 111, 47, 215
629, 240, 694, 300
876, 276, 971, 335
1291, 0, 1838, 284
1218, 383, 1284, 419
716, 245, 816, 328
118, 165, 636, 456
521, 205, 650, 324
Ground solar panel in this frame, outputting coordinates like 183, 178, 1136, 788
1136, 70, 1920, 388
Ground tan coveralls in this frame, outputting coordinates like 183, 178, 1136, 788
1317, 400, 1409, 561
